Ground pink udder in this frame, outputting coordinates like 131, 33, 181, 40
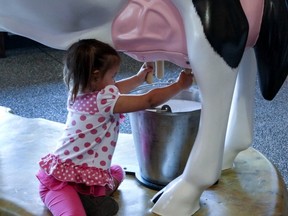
240, 0, 264, 47
112, 0, 190, 68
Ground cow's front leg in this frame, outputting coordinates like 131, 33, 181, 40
222, 48, 257, 170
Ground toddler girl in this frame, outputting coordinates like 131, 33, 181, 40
36, 39, 193, 216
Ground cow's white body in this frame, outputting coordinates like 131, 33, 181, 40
0, 0, 286, 215
0, 0, 129, 48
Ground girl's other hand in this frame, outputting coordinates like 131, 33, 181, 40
176, 70, 194, 90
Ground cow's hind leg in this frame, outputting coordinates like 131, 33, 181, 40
151, 34, 239, 216
151, 1, 248, 215
152, 58, 238, 215
222, 48, 257, 170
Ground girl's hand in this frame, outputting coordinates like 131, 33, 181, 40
176, 70, 194, 90
115, 63, 154, 94
137, 63, 154, 83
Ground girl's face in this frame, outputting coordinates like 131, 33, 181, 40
98, 65, 120, 89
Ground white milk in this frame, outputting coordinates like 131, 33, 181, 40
156, 99, 201, 113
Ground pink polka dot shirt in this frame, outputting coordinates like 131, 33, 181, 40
39, 85, 124, 189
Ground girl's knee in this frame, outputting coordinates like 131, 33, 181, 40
39, 184, 49, 203
44, 185, 86, 216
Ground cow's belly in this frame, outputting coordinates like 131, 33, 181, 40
0, 0, 129, 49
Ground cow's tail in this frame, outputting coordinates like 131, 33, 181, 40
254, 0, 288, 100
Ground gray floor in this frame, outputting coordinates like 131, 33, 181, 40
1, 35, 287, 188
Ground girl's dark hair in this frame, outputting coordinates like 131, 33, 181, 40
63, 39, 121, 101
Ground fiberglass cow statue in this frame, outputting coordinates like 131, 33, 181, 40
0, 0, 288, 215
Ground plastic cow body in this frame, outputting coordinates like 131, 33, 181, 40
1, 0, 287, 215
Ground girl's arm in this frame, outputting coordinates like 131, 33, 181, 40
113, 71, 193, 114
115, 63, 153, 94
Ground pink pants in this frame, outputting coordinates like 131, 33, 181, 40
39, 165, 125, 216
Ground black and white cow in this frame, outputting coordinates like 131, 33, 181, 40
0, 0, 287, 215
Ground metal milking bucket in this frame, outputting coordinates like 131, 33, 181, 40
128, 83, 201, 190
